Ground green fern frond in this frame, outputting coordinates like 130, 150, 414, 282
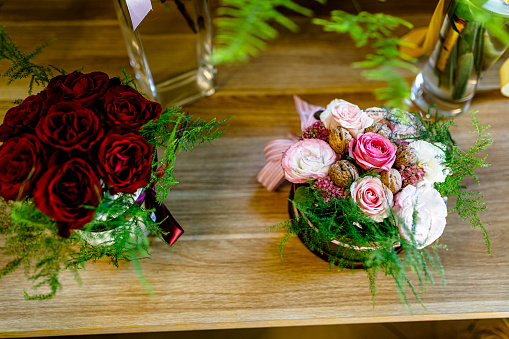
313, 11, 416, 108
0, 26, 56, 94
140, 107, 229, 203
214, 0, 324, 64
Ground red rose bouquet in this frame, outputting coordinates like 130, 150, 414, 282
259, 96, 492, 307
0, 29, 227, 300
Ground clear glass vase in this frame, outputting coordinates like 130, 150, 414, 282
113, 0, 216, 108
411, 0, 509, 117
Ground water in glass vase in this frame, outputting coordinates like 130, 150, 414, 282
114, 0, 216, 108
411, 0, 509, 117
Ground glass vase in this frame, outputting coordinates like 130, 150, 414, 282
411, 0, 509, 117
113, 0, 216, 108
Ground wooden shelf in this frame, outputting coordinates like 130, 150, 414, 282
1, 0, 508, 337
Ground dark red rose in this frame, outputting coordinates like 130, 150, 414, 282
0, 94, 46, 142
97, 129, 153, 194
103, 85, 162, 130
36, 101, 104, 152
46, 71, 110, 106
33, 158, 101, 237
0, 134, 46, 201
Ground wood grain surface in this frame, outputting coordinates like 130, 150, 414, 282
1, 0, 509, 337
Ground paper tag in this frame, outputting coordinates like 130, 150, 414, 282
125, 0, 152, 31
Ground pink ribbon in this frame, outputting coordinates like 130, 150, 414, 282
257, 96, 325, 191
125, 0, 152, 30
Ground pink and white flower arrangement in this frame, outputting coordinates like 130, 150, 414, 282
262, 96, 491, 307
279, 98, 454, 250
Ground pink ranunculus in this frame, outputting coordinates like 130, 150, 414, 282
350, 176, 393, 222
282, 139, 336, 184
320, 99, 373, 136
393, 185, 447, 249
349, 132, 397, 172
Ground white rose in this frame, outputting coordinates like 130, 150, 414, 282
408, 140, 449, 186
320, 99, 373, 136
393, 185, 448, 249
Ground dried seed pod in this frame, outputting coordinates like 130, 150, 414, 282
380, 169, 402, 194
394, 145, 418, 169
364, 121, 391, 139
313, 110, 324, 120
328, 126, 352, 154
328, 160, 359, 188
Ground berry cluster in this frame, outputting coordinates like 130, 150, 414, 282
301, 121, 330, 142
312, 177, 346, 203
400, 165, 426, 188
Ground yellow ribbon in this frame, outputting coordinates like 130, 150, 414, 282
400, 0, 509, 97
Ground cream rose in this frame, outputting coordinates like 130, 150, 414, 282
350, 176, 393, 222
364, 107, 387, 123
320, 99, 373, 136
408, 140, 449, 186
281, 139, 336, 183
393, 185, 447, 249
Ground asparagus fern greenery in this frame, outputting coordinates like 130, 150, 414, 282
0, 27, 228, 300
272, 107, 491, 309
313, 11, 417, 108
213, 0, 325, 64
213, 1, 417, 107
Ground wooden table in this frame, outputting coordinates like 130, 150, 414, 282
1, 0, 509, 337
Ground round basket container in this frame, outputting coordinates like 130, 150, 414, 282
288, 183, 402, 268
78, 188, 153, 247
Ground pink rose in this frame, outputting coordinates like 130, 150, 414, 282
350, 176, 393, 222
282, 139, 336, 183
349, 132, 397, 172
393, 185, 447, 249
320, 99, 373, 136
